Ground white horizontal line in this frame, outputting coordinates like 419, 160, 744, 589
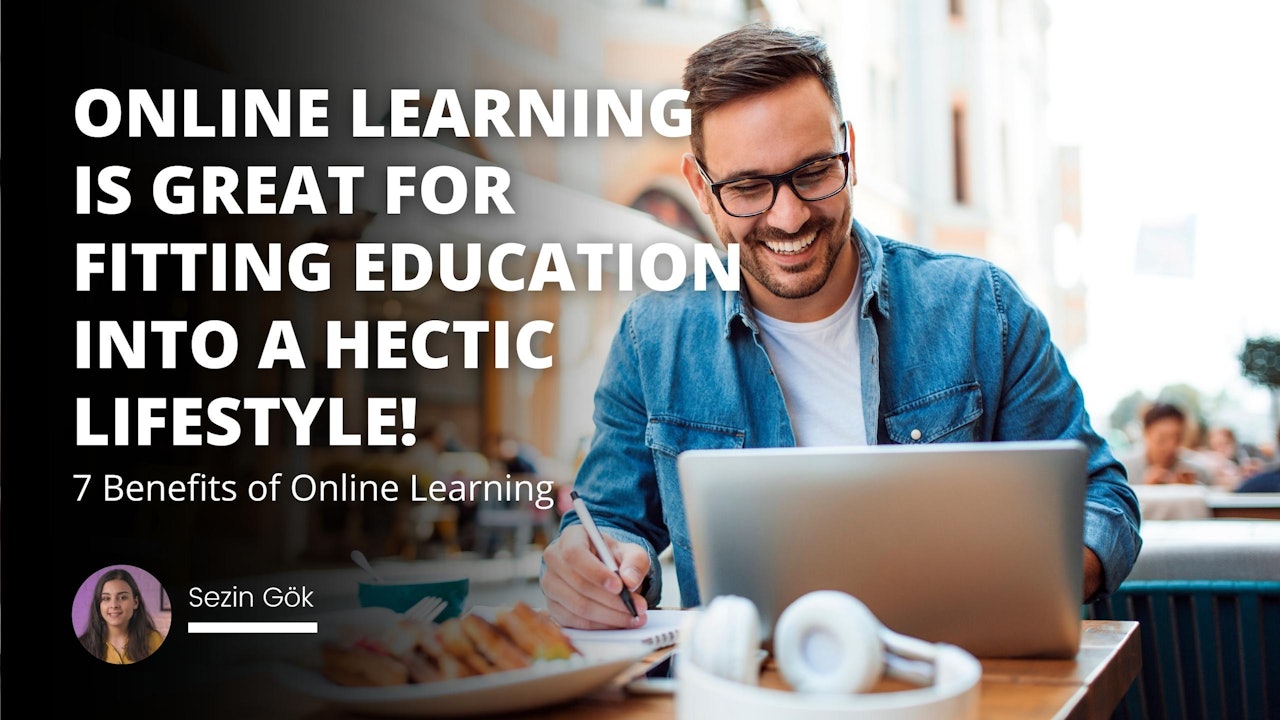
187, 622, 318, 634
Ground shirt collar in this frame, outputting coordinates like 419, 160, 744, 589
852, 218, 890, 320
722, 218, 889, 338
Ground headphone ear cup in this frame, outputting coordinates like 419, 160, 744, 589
774, 590, 885, 694
690, 595, 762, 685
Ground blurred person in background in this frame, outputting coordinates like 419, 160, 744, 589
1207, 426, 1267, 480
1121, 403, 1212, 485
389, 422, 459, 559
1192, 423, 1242, 489
1182, 415, 1208, 453
399, 422, 451, 482
487, 432, 541, 477
479, 432, 548, 557
1236, 426, 1280, 493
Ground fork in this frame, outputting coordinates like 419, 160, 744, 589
405, 595, 448, 623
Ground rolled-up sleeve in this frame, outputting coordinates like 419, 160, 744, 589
544, 308, 668, 606
991, 268, 1142, 599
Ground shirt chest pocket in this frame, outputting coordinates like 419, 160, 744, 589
883, 382, 984, 444
645, 418, 746, 550
645, 417, 746, 458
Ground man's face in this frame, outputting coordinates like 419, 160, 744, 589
1144, 417, 1185, 467
683, 77, 855, 309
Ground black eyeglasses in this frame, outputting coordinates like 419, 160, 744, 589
694, 131, 851, 218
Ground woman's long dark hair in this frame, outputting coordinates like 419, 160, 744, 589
78, 568, 161, 662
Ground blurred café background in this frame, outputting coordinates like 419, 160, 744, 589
77, 0, 1279, 600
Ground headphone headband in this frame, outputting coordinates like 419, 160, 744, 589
677, 642, 981, 720
677, 593, 982, 720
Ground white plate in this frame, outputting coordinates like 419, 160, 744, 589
273, 644, 649, 717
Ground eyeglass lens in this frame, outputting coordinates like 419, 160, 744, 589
717, 156, 846, 216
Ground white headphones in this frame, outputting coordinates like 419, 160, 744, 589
677, 591, 982, 720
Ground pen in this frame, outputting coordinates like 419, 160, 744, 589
570, 490, 639, 619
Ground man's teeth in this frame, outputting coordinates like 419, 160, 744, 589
764, 233, 816, 255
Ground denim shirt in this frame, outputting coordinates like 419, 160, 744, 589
558, 220, 1142, 608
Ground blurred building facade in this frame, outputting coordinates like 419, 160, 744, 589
433, 0, 1086, 355
362, 0, 1090, 448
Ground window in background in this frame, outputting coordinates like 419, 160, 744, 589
952, 101, 970, 205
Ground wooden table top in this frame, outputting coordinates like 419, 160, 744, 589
542, 621, 1139, 720
259, 619, 1139, 720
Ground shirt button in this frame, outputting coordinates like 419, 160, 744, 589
910, 429, 922, 441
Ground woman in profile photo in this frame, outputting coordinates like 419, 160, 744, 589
77, 568, 164, 664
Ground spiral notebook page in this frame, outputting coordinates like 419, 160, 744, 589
561, 609, 686, 647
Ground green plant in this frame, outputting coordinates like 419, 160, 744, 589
1108, 390, 1149, 444
1240, 336, 1280, 435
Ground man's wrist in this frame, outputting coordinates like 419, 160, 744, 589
1082, 546, 1105, 603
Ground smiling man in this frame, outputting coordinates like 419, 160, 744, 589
540, 24, 1142, 629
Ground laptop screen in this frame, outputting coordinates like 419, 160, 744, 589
677, 440, 1087, 658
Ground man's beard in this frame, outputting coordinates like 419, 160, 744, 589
717, 207, 852, 300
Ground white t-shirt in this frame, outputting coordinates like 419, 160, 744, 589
755, 282, 867, 447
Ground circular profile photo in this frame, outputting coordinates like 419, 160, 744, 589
73, 565, 171, 665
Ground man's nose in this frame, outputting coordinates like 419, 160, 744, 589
764, 183, 811, 235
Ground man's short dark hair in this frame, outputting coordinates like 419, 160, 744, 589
682, 23, 841, 159
1142, 402, 1186, 429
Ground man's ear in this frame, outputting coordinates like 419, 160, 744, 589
845, 120, 858, 188
680, 153, 714, 216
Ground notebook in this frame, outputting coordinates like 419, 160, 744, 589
467, 606, 686, 649
561, 609, 686, 648
677, 440, 1089, 659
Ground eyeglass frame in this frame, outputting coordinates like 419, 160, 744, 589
692, 124, 852, 218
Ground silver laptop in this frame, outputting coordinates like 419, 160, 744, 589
677, 440, 1087, 659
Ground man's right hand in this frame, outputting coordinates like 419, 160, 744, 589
541, 525, 650, 630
